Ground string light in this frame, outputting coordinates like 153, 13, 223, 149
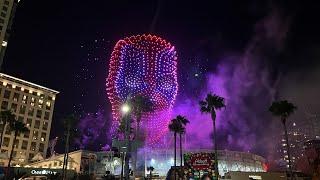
106, 34, 178, 145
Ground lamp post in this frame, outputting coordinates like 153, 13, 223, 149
122, 103, 131, 180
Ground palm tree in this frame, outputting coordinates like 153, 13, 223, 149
7, 120, 29, 168
175, 116, 189, 176
147, 166, 154, 179
199, 93, 226, 178
0, 110, 15, 148
62, 114, 78, 180
131, 95, 153, 139
130, 95, 153, 179
117, 116, 133, 180
169, 117, 182, 180
269, 100, 297, 180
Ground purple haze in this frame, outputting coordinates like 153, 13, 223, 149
76, 6, 291, 161
173, 7, 290, 159
75, 110, 110, 150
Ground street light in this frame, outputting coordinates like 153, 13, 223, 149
121, 104, 130, 114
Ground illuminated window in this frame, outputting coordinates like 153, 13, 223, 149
33, 131, 39, 140
41, 132, 46, 142
30, 142, 36, 151
13, 93, 19, 102
22, 95, 28, 104
26, 118, 32, 127
1, 40, 7, 47
43, 122, 48, 130
46, 101, 51, 110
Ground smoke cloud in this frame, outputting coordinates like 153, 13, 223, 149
172, 7, 291, 159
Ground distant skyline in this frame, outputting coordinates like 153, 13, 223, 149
1, 0, 320, 155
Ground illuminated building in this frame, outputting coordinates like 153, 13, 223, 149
0, 0, 19, 68
0, 73, 58, 166
277, 121, 310, 170
144, 149, 266, 177
25, 150, 120, 178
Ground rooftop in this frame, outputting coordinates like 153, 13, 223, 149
0, 73, 59, 94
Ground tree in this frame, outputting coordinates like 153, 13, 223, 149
199, 93, 226, 178
175, 115, 189, 176
7, 120, 29, 168
169, 117, 183, 180
130, 95, 153, 178
130, 95, 153, 139
62, 114, 78, 180
147, 166, 154, 179
269, 100, 297, 180
0, 110, 15, 149
117, 116, 134, 180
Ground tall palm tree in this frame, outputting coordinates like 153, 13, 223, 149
199, 93, 226, 178
269, 100, 297, 180
0, 110, 15, 148
175, 115, 189, 175
7, 120, 29, 168
117, 116, 133, 180
131, 95, 153, 139
130, 95, 153, 178
169, 117, 182, 180
62, 114, 78, 180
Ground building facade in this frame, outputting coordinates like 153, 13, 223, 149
25, 150, 116, 178
143, 149, 266, 177
0, 0, 18, 68
0, 73, 58, 166
278, 118, 320, 170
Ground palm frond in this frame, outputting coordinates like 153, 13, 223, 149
269, 100, 297, 118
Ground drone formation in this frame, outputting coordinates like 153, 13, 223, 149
107, 34, 178, 145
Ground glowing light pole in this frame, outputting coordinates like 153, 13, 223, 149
122, 103, 131, 180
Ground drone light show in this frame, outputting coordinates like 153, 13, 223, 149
106, 34, 178, 146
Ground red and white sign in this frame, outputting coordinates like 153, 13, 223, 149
189, 153, 213, 170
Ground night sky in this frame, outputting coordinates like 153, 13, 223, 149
1, 0, 320, 155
